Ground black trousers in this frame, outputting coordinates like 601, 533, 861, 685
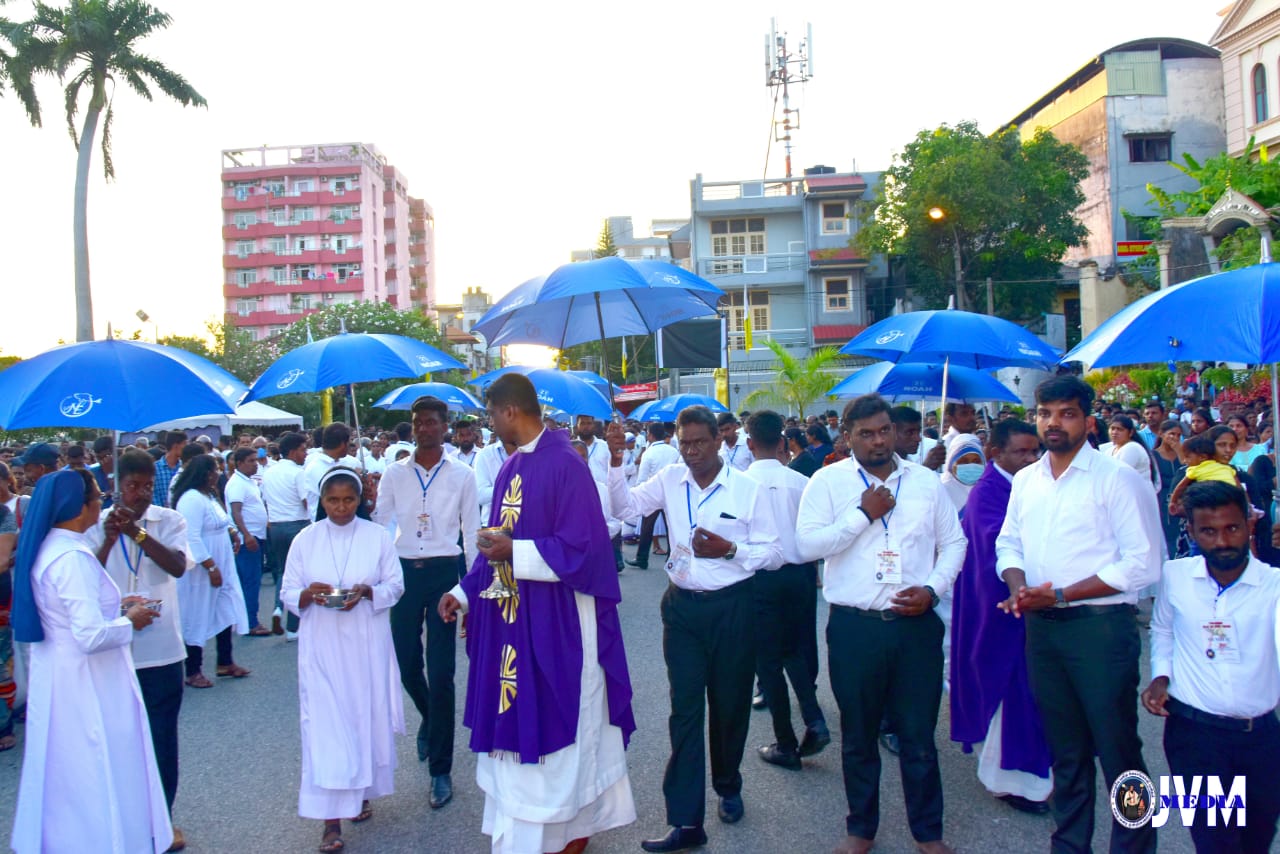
1163, 708, 1280, 854
754, 562, 823, 749
390, 556, 457, 777
267, 519, 308, 633
634, 510, 662, 564
185, 627, 232, 676
136, 661, 183, 813
827, 605, 945, 842
1025, 607, 1155, 854
660, 579, 756, 828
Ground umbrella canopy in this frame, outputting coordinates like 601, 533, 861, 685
473, 368, 612, 420
840, 310, 1061, 369
1063, 261, 1280, 366
0, 339, 247, 431
244, 333, 464, 402
630, 393, 729, 422
827, 362, 1019, 403
565, 370, 624, 398
469, 365, 621, 397
373, 382, 485, 413
471, 259, 724, 387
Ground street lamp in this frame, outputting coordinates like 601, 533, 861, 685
136, 309, 158, 342
927, 207, 966, 312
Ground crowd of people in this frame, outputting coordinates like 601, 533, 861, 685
2, 370, 1279, 853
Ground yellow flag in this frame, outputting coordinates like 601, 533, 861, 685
621, 337, 628, 379
743, 313, 754, 351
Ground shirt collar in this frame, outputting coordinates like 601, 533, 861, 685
681, 459, 731, 492
748, 458, 783, 472
994, 462, 1017, 483
1188, 554, 1264, 586
1035, 441, 1097, 476
517, 428, 546, 454
850, 454, 904, 484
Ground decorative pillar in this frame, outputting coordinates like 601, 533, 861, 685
1155, 240, 1172, 289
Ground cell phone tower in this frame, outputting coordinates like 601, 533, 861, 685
764, 19, 814, 184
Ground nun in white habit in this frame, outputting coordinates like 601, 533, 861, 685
282, 466, 405, 853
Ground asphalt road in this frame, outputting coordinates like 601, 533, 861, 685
0, 544, 1201, 854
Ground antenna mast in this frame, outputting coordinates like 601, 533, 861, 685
764, 19, 814, 186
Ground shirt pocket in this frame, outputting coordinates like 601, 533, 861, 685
703, 514, 750, 543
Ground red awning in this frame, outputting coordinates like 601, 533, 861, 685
812, 324, 864, 343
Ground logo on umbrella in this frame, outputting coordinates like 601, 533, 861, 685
537, 389, 553, 404
415, 355, 442, 369
875, 330, 905, 345
523, 322, 542, 339
1017, 343, 1043, 356
276, 369, 305, 389
59, 393, 102, 418
662, 274, 682, 284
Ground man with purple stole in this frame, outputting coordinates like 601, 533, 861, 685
440, 374, 636, 854
950, 419, 1053, 813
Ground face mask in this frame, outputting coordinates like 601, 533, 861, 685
955, 463, 984, 485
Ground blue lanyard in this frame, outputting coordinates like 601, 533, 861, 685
857, 466, 903, 534
414, 461, 443, 502
117, 526, 145, 577
685, 477, 725, 530
728, 445, 738, 463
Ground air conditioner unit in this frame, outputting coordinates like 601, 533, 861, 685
742, 181, 764, 197
320, 176, 328, 182
744, 256, 768, 274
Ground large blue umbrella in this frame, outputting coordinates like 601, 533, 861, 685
474, 368, 612, 420
629, 393, 728, 422
0, 339, 247, 431
472, 257, 725, 386
470, 366, 622, 399
840, 310, 1061, 369
372, 382, 485, 413
827, 362, 1019, 403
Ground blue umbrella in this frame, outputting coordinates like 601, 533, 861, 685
372, 382, 485, 413
827, 362, 1019, 403
565, 370, 625, 398
475, 368, 612, 420
630, 393, 729, 422
840, 310, 1061, 369
0, 339, 247, 431
472, 258, 725, 386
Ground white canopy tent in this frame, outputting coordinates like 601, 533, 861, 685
137, 400, 304, 436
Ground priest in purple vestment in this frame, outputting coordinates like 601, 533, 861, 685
949, 419, 1054, 814
440, 373, 636, 854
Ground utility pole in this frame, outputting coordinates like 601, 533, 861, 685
764, 19, 814, 185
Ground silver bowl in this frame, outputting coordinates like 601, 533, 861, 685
318, 589, 358, 609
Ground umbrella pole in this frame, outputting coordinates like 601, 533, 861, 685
349, 383, 365, 474
938, 356, 950, 439
593, 293, 617, 421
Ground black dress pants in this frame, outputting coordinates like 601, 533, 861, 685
827, 605, 945, 843
267, 519, 307, 633
390, 556, 457, 777
1163, 707, 1280, 854
1025, 607, 1155, 854
660, 578, 756, 828
185, 628, 232, 676
635, 510, 662, 565
754, 562, 823, 749
136, 660, 184, 813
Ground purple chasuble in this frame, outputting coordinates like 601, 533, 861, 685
949, 463, 1052, 777
460, 429, 635, 763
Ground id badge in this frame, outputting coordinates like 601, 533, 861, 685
1202, 620, 1240, 663
875, 549, 902, 584
416, 513, 432, 539
666, 542, 693, 586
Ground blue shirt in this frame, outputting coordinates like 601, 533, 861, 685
153, 457, 179, 507
88, 464, 113, 508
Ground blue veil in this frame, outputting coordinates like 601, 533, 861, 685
12, 470, 91, 643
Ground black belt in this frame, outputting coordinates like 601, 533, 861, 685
831, 603, 923, 621
268, 519, 308, 527
667, 578, 753, 601
1167, 695, 1278, 733
400, 556, 458, 569
1031, 603, 1136, 621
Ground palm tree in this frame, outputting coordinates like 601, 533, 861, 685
16, 0, 206, 341
0, 1, 40, 124
742, 339, 845, 416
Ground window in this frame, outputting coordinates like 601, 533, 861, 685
295, 236, 313, 252
1254, 63, 1269, 124
710, 218, 766, 257
1124, 216, 1157, 241
726, 290, 770, 348
291, 206, 316, 223
235, 298, 259, 316
268, 208, 287, 226
332, 179, 347, 194
265, 181, 285, 197
1128, 135, 1171, 163
234, 270, 255, 286
824, 278, 850, 311
293, 180, 313, 193
821, 202, 848, 234
233, 184, 253, 202
335, 263, 358, 282
333, 236, 352, 253
294, 264, 316, 281
330, 205, 355, 222
267, 237, 287, 255
271, 265, 288, 284
233, 212, 256, 229
234, 240, 254, 258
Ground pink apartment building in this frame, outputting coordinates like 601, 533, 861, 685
221, 143, 435, 340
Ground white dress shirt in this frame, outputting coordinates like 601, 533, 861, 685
637, 439, 680, 483
373, 451, 479, 569
474, 441, 512, 523
608, 460, 782, 591
720, 435, 754, 472
453, 447, 479, 468
302, 451, 361, 516
1151, 555, 1280, 719
996, 444, 1163, 604
260, 458, 310, 523
907, 435, 940, 468
796, 456, 966, 610
747, 457, 809, 567
223, 470, 268, 538
580, 438, 609, 484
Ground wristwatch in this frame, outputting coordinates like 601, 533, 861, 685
923, 585, 940, 608
1053, 587, 1070, 608
133, 529, 148, 545
723, 542, 738, 561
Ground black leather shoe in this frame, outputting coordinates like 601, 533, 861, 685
717, 793, 744, 824
625, 559, 648, 570
429, 774, 452, 809
758, 743, 802, 769
640, 826, 707, 852
417, 721, 429, 762
751, 689, 767, 710
878, 731, 900, 755
997, 794, 1051, 815
798, 721, 831, 757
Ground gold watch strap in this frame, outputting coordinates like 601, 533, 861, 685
133, 529, 148, 545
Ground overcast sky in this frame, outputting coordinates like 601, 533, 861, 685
0, 0, 1224, 357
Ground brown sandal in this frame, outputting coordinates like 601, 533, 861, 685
351, 800, 373, 823
318, 822, 344, 852
184, 673, 214, 689
216, 664, 251, 678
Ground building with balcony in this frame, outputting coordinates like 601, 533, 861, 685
1211, 1, 1280, 157
570, 216, 689, 265
220, 143, 435, 340
435, 286, 495, 376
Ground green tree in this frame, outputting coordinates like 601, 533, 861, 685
741, 339, 844, 416
157, 333, 214, 361
0, 1, 40, 123
207, 319, 275, 384
856, 121, 1088, 319
15, 0, 207, 342
594, 218, 617, 259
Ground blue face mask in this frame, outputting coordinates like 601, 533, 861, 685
955, 463, 985, 485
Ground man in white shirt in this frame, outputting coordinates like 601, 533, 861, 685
451, 419, 479, 468
386, 421, 416, 462
261, 432, 311, 637
371, 395, 479, 810
606, 408, 782, 852
86, 448, 193, 851
940, 402, 978, 453
796, 394, 965, 854
890, 406, 945, 471
717, 412, 753, 472
1142, 481, 1280, 854
575, 414, 609, 483
745, 410, 829, 771
302, 424, 361, 513
996, 375, 1163, 854
625, 422, 681, 570
225, 448, 271, 636
474, 436, 515, 524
